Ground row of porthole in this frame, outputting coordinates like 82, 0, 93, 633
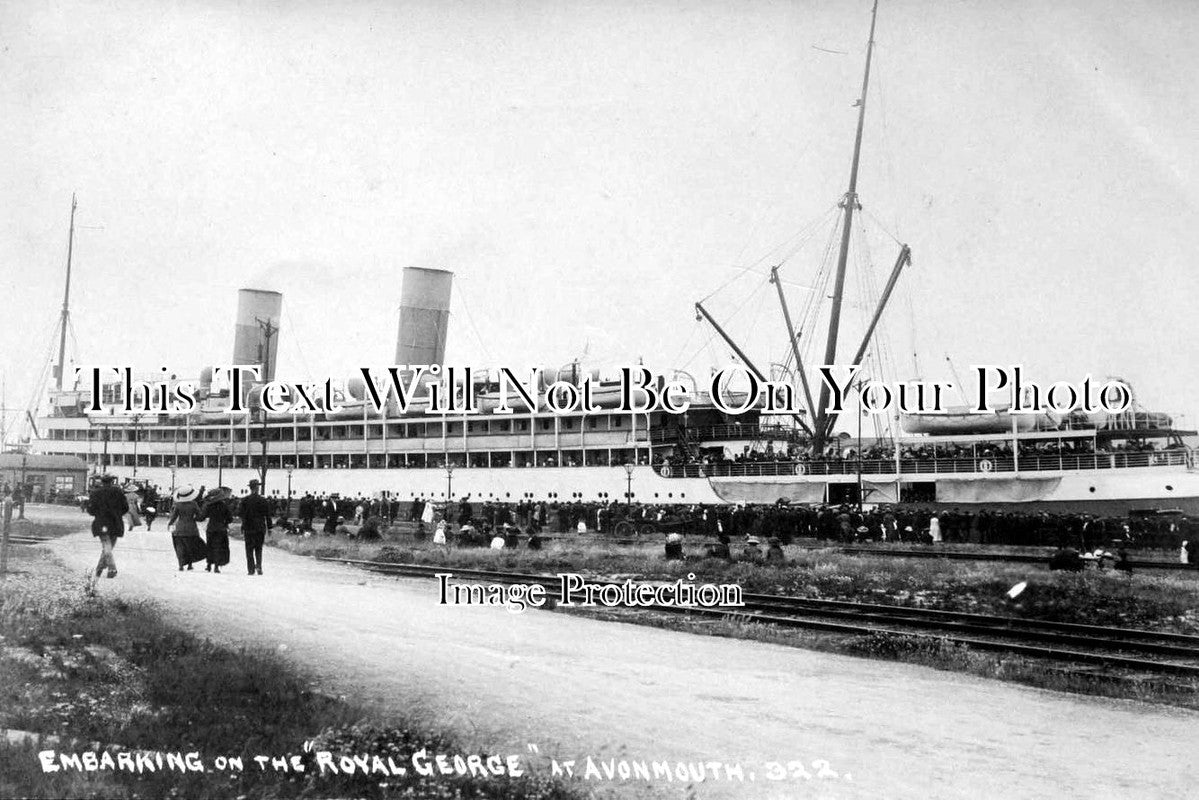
434, 486, 1182, 498
402, 491, 688, 499
1088, 485, 1174, 492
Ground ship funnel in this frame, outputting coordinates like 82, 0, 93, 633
232, 288, 283, 382
395, 267, 452, 366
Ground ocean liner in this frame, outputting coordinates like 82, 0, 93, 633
27, 1, 1199, 514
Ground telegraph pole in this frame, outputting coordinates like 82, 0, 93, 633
56, 195, 78, 391
255, 316, 278, 491
130, 414, 141, 478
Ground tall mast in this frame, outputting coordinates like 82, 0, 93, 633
55, 193, 78, 391
812, 0, 880, 453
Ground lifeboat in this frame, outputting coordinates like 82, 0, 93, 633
900, 388, 1058, 435
900, 409, 1038, 435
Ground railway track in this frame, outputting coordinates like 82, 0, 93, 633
5, 534, 59, 546
822, 544, 1190, 571
318, 557, 1199, 678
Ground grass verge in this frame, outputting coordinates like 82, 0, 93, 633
275, 532, 1199, 633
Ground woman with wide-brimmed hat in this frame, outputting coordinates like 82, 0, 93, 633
203, 487, 233, 573
121, 481, 143, 531
167, 485, 208, 570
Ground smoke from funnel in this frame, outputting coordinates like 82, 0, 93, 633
395, 267, 452, 366
233, 289, 283, 382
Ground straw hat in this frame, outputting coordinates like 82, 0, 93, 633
175, 485, 199, 502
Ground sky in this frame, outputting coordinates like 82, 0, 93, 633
3, 0, 1198, 440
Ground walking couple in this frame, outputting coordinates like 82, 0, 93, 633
168, 478, 271, 575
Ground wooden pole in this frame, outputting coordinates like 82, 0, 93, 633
813, 0, 881, 453
1, 493, 13, 577
56, 195, 78, 391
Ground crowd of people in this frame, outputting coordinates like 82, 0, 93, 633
4, 483, 70, 505
667, 438, 1184, 469
70, 477, 1199, 577
274, 492, 1198, 557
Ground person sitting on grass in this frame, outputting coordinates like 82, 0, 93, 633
765, 536, 786, 565
357, 515, 385, 540
664, 532, 684, 561
1114, 544, 1133, 574
273, 516, 300, 536
704, 534, 732, 561
740, 537, 763, 563
526, 527, 543, 550
1095, 547, 1117, 571
502, 523, 521, 549
1048, 546, 1084, 572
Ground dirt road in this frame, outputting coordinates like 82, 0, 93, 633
35, 508, 1199, 800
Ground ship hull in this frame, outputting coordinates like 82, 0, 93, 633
707, 468, 1199, 515
97, 463, 1199, 515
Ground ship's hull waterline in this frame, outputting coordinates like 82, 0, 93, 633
98, 463, 1199, 516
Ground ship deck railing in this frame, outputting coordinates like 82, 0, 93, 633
645, 418, 1195, 447
657, 449, 1192, 479
649, 423, 806, 444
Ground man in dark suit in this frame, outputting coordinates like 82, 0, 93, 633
240, 478, 272, 575
299, 494, 315, 532
86, 474, 128, 580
